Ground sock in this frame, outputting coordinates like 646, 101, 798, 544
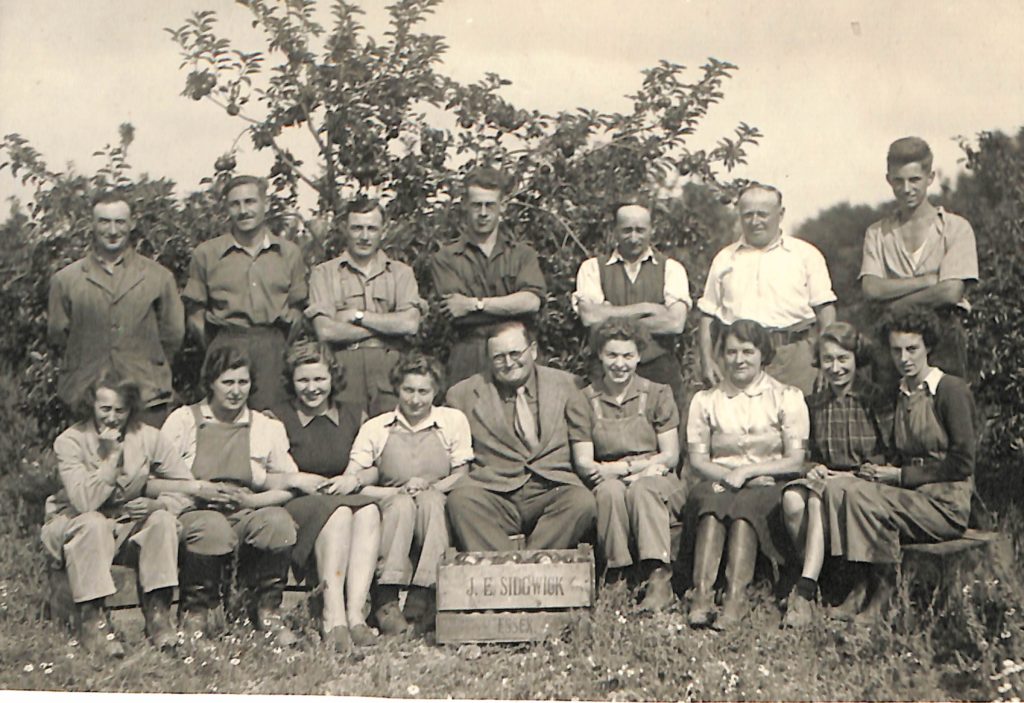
796, 576, 817, 601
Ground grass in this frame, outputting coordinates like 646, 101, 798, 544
2, 491, 1023, 701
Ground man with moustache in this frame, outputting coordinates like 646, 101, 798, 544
697, 183, 837, 395
306, 197, 424, 414
860, 137, 978, 387
48, 190, 184, 427
183, 175, 307, 410
429, 167, 547, 386
444, 321, 596, 551
572, 196, 692, 415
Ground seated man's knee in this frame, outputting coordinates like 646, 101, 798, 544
71, 511, 109, 533
179, 510, 237, 556
565, 485, 597, 521
144, 509, 178, 533
242, 507, 297, 551
594, 478, 626, 502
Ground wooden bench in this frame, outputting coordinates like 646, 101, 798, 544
900, 528, 1012, 604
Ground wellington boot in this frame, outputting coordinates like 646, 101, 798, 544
713, 520, 758, 630
141, 587, 178, 650
244, 548, 300, 647
638, 566, 677, 612
688, 516, 726, 628
76, 599, 125, 659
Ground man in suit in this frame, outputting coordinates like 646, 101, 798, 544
445, 321, 596, 551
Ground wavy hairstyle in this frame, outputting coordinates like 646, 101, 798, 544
812, 321, 873, 369
720, 319, 775, 367
283, 339, 347, 404
388, 351, 446, 398
590, 316, 650, 358
73, 368, 143, 433
878, 305, 942, 352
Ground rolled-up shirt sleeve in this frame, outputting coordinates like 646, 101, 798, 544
441, 408, 475, 467
858, 224, 886, 280
304, 262, 338, 321
938, 218, 979, 283
686, 391, 713, 454
570, 258, 604, 314
779, 386, 811, 452
348, 415, 389, 469
806, 247, 837, 307
663, 258, 692, 310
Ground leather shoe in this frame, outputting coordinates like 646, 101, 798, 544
350, 623, 379, 647
374, 601, 410, 636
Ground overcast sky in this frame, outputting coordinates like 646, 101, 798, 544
2, 0, 1023, 228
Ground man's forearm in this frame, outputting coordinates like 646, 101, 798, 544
861, 274, 935, 302
312, 317, 373, 344
481, 291, 542, 317
890, 279, 965, 310
362, 308, 420, 337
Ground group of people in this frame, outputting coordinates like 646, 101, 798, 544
40, 135, 980, 658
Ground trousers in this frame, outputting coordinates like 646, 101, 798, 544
377, 489, 449, 587
593, 475, 688, 568
41, 510, 179, 603
178, 507, 297, 557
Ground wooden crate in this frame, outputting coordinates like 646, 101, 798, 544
435, 544, 595, 644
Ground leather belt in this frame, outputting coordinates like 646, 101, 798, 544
770, 327, 811, 346
339, 338, 394, 351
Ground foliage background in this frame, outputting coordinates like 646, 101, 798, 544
0, 1, 1022, 699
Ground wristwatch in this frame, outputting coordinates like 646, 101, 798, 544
473, 298, 485, 312
352, 310, 365, 325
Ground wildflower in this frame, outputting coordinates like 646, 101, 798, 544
407, 685, 421, 696
183, 656, 195, 664
23, 664, 34, 673
65, 653, 74, 660
1002, 631, 1012, 640
758, 665, 770, 677
617, 614, 627, 624
273, 647, 283, 654
999, 682, 1012, 694
229, 658, 240, 666
68, 639, 79, 647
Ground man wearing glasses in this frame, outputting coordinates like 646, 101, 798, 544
444, 321, 596, 551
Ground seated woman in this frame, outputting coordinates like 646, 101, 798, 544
270, 341, 381, 652
686, 319, 809, 629
568, 317, 685, 611
780, 322, 889, 627
41, 370, 193, 657
161, 345, 315, 648
336, 352, 472, 635
796, 306, 976, 624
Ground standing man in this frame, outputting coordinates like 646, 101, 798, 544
697, 183, 837, 395
572, 196, 691, 415
306, 198, 424, 414
48, 190, 185, 427
429, 167, 547, 386
183, 176, 307, 410
445, 321, 596, 552
860, 137, 978, 387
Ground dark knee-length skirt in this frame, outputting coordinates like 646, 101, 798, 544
285, 494, 377, 581
689, 480, 790, 567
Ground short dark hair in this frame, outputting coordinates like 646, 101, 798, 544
389, 351, 445, 396
224, 175, 268, 200
878, 305, 941, 353
812, 321, 873, 369
610, 194, 653, 222
737, 181, 783, 208
591, 317, 649, 357
721, 319, 775, 366
887, 137, 933, 172
283, 340, 346, 403
201, 344, 255, 400
91, 189, 133, 213
74, 369, 143, 433
463, 166, 511, 197
344, 196, 387, 225
484, 320, 536, 351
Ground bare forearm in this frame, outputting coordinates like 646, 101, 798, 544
312, 317, 372, 344
890, 279, 965, 310
187, 309, 207, 348
814, 303, 836, 331
361, 308, 420, 337
862, 274, 935, 302
577, 300, 656, 328
433, 466, 468, 494
688, 454, 731, 483
245, 489, 294, 508
740, 452, 807, 480
481, 291, 542, 317
359, 485, 400, 499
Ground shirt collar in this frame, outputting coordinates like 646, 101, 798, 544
720, 371, 773, 399
295, 402, 340, 427
384, 406, 441, 432
590, 375, 644, 404
215, 231, 279, 258
899, 367, 945, 397
736, 232, 788, 253
496, 367, 539, 401
455, 227, 510, 256
87, 247, 133, 273
338, 249, 390, 277
200, 400, 252, 425
605, 248, 658, 266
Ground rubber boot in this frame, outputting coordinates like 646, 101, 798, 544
241, 547, 299, 647
854, 563, 896, 626
373, 584, 410, 636
638, 563, 677, 612
140, 587, 178, 650
178, 551, 230, 651
714, 519, 758, 630
826, 565, 870, 622
76, 598, 125, 659
688, 516, 726, 628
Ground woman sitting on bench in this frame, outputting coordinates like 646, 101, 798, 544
686, 319, 810, 630
568, 317, 685, 611
779, 322, 889, 627
794, 306, 976, 624
41, 370, 192, 657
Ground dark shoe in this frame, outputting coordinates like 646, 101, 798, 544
638, 567, 677, 612
141, 587, 178, 650
826, 578, 868, 622
374, 600, 410, 636
76, 599, 125, 659
324, 625, 352, 654
783, 592, 814, 628
242, 547, 300, 647
403, 586, 430, 622
713, 593, 748, 630
412, 588, 437, 635
350, 623, 379, 647
687, 590, 715, 628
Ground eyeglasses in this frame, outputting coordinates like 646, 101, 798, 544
490, 348, 531, 367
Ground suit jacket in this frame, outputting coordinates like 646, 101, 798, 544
446, 365, 585, 492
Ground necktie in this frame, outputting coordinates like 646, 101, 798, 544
514, 385, 540, 452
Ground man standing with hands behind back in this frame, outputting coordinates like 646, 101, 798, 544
48, 190, 184, 427
429, 167, 547, 386
697, 183, 837, 395
183, 176, 307, 410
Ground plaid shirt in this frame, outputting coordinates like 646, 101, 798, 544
807, 383, 888, 469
